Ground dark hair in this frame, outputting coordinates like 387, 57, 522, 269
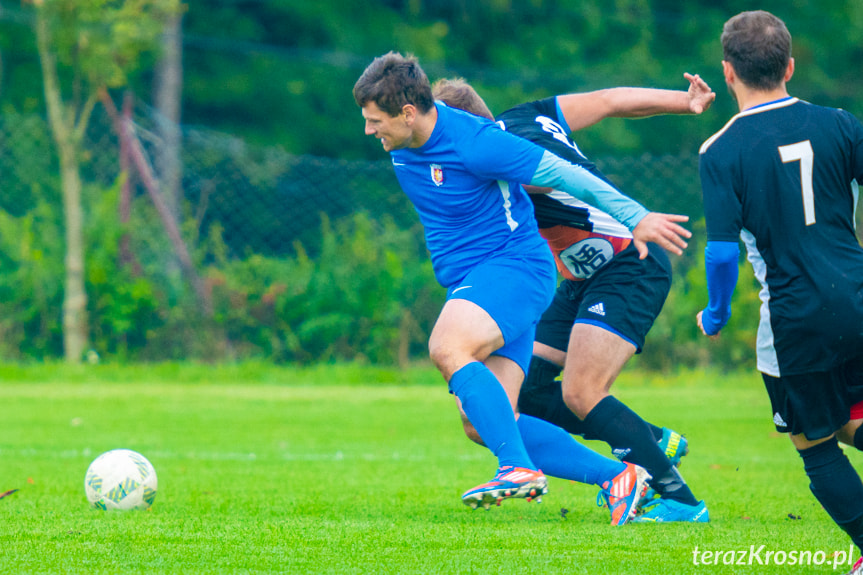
721, 10, 791, 91
353, 51, 435, 116
432, 78, 494, 120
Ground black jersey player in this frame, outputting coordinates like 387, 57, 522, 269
697, 11, 863, 572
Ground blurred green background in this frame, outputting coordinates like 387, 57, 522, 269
5, 1, 860, 157
0, 0, 859, 366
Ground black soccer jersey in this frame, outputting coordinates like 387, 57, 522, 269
700, 97, 863, 376
497, 97, 632, 280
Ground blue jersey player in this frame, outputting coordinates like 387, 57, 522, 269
433, 75, 713, 523
697, 12, 863, 572
354, 52, 692, 522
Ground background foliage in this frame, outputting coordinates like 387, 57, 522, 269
0, 0, 858, 368
3, 0, 862, 159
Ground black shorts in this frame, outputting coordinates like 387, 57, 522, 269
534, 242, 671, 353
763, 354, 863, 440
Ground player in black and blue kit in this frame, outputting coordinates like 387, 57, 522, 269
354, 52, 692, 523
697, 12, 863, 572
433, 76, 712, 522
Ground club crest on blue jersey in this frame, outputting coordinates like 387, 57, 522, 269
430, 164, 444, 186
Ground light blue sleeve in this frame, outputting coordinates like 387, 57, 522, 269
531, 150, 649, 230
554, 97, 571, 133
700, 240, 739, 335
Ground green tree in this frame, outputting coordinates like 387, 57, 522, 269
27, 0, 180, 362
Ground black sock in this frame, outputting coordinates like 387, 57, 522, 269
854, 425, 863, 452
800, 437, 863, 550
518, 356, 591, 438
650, 466, 699, 506
583, 396, 699, 506
647, 423, 664, 442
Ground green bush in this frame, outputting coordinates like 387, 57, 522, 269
207, 211, 443, 365
0, 151, 765, 369
0, 197, 65, 359
0, 179, 166, 361
0, 186, 768, 369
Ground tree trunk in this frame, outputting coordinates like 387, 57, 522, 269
58, 144, 88, 362
155, 11, 183, 218
35, 6, 89, 363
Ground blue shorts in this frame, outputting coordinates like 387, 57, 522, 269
446, 249, 556, 375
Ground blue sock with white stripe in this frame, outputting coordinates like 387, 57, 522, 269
448, 362, 535, 470
517, 413, 625, 485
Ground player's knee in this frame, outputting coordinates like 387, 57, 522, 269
428, 337, 453, 375
429, 338, 484, 381
561, 384, 593, 420
790, 432, 835, 451
837, 419, 862, 448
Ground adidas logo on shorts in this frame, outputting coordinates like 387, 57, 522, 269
612, 447, 631, 460
588, 302, 606, 316
773, 412, 788, 428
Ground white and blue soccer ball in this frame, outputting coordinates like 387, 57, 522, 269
84, 449, 158, 511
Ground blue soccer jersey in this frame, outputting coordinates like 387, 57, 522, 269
390, 102, 550, 287
699, 97, 863, 376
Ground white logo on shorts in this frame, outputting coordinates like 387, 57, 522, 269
612, 447, 631, 460
773, 412, 788, 427
587, 302, 606, 316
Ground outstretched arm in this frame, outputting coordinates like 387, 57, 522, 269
557, 73, 716, 132
530, 151, 691, 258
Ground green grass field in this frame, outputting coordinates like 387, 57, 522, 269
0, 363, 859, 574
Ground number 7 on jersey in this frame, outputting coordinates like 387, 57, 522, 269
778, 140, 815, 226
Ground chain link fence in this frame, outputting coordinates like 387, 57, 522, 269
0, 105, 709, 363
0, 104, 704, 266
89, 101, 705, 260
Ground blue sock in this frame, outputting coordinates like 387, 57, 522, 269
449, 362, 534, 470
517, 414, 625, 486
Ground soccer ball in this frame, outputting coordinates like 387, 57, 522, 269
84, 449, 158, 511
